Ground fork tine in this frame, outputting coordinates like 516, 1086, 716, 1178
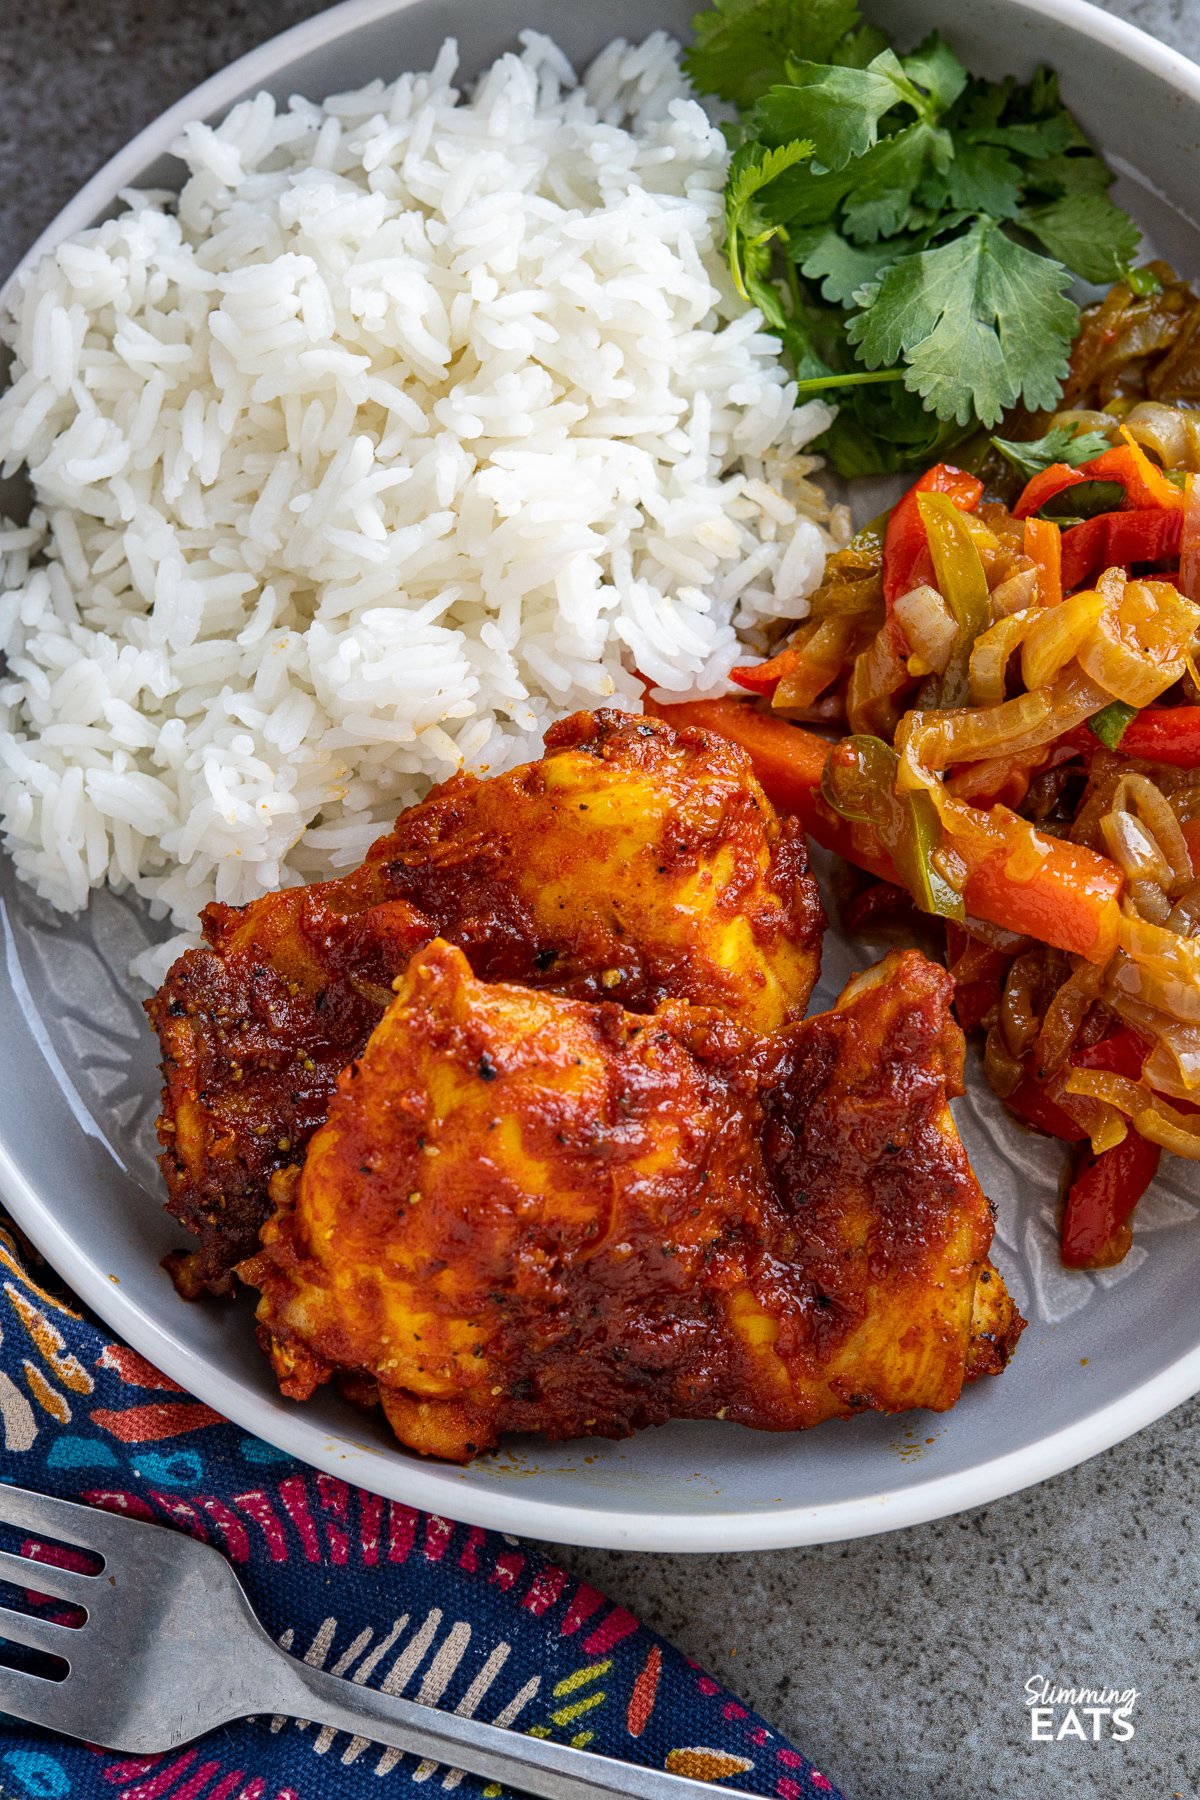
0, 1602, 79, 1659
0, 1547, 96, 1604
0, 1661, 72, 1733
0, 1484, 127, 1556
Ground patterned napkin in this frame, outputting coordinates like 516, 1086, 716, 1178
0, 1220, 842, 1800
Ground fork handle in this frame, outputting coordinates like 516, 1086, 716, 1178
276, 1655, 760, 1800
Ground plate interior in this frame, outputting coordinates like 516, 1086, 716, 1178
2, 0, 1200, 1548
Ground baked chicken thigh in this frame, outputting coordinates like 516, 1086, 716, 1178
245, 941, 1022, 1461
149, 710, 824, 1292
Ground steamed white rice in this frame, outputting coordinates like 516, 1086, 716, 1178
0, 31, 842, 980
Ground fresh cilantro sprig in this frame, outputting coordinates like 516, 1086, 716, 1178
991, 420, 1115, 480
725, 140, 815, 299
684, 0, 1144, 474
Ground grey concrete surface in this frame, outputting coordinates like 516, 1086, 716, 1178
2, 0, 1199, 1795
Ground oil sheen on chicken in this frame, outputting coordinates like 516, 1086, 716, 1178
245, 942, 1023, 1461
148, 710, 824, 1292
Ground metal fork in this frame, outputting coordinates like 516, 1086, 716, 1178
0, 1483, 763, 1800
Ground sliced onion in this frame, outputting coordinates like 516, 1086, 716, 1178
1051, 409, 1121, 442
773, 616, 858, 710
1126, 879, 1174, 923
1065, 1068, 1200, 1158
959, 918, 1037, 954
1138, 1108, 1200, 1158
1167, 878, 1200, 937
984, 1024, 1025, 1098
1112, 910, 1200, 1023
1035, 957, 1104, 1077
1145, 1032, 1200, 1100
1104, 981, 1200, 1099
1078, 578, 1200, 707
1100, 809, 1173, 886
899, 671, 1106, 778
1124, 400, 1190, 468
1070, 758, 1126, 852
1110, 772, 1195, 895
1021, 590, 1106, 691
1096, 563, 1127, 605
969, 610, 1035, 707
1085, 1104, 1132, 1156
999, 953, 1043, 1058
893, 583, 958, 676
1064, 1067, 1149, 1114
1046, 1069, 1128, 1154
989, 566, 1039, 617
348, 974, 395, 1009
846, 618, 910, 738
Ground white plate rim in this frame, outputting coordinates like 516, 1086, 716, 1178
2, 0, 1200, 1552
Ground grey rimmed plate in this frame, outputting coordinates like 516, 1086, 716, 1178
2, 0, 1200, 1552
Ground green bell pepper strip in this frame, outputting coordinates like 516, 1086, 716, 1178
820, 734, 965, 922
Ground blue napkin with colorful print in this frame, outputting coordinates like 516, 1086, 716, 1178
0, 1220, 842, 1800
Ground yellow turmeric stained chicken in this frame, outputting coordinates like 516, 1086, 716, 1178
245, 941, 1022, 1462
148, 710, 824, 1293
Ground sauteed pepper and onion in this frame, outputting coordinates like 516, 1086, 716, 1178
660, 267, 1200, 1272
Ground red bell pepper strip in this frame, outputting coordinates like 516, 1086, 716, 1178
1011, 1024, 1161, 1267
1059, 507, 1182, 592
729, 640, 801, 695
1081, 440, 1183, 513
649, 697, 1124, 959
944, 925, 1010, 1034
883, 463, 983, 608
1004, 1027, 1149, 1151
1066, 1022, 1200, 1271
1064, 706, 1200, 769
1073, 1026, 1151, 1083
1061, 1131, 1162, 1268
1006, 1077, 1087, 1142
1115, 706, 1200, 767
1013, 463, 1088, 520
1014, 441, 1182, 522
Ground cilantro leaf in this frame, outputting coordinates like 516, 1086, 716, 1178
965, 116, 1075, 159
1027, 67, 1091, 148
1023, 150, 1114, 201
847, 218, 1077, 426
954, 65, 1084, 146
900, 33, 968, 113
944, 141, 1021, 219
840, 123, 953, 242
792, 226, 909, 304
693, 0, 1142, 469
724, 139, 814, 296
684, 0, 861, 107
754, 52, 926, 173
764, 122, 945, 233
752, 157, 855, 228
830, 22, 889, 68
1020, 192, 1142, 285
818, 381, 971, 476
991, 421, 1114, 479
